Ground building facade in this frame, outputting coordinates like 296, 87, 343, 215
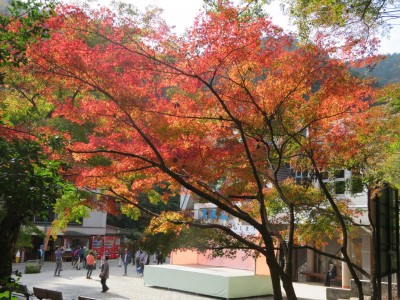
26, 210, 128, 262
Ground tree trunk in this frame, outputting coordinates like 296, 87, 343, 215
0, 212, 22, 284
281, 273, 297, 300
268, 259, 284, 300
266, 241, 297, 300
264, 245, 286, 300
341, 247, 364, 300
370, 226, 378, 300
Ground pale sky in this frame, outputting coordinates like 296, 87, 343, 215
85, 0, 399, 54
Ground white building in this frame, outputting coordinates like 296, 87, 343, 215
180, 167, 372, 288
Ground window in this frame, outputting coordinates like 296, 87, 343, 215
334, 170, 345, 179
335, 181, 346, 194
220, 212, 228, 220
350, 176, 363, 194
211, 209, 217, 220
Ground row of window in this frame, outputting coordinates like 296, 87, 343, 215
196, 209, 229, 220
291, 169, 364, 195
31, 213, 82, 226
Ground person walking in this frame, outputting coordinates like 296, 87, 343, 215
54, 246, 64, 276
122, 248, 132, 276
139, 250, 148, 276
134, 249, 141, 270
38, 245, 45, 265
72, 247, 79, 267
86, 251, 95, 279
99, 255, 110, 293
156, 250, 163, 265
118, 248, 123, 267
77, 246, 86, 270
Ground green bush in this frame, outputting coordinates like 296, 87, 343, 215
24, 261, 41, 274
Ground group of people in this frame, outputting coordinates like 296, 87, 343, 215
52, 245, 108, 292
52, 245, 158, 293
122, 248, 149, 276
72, 246, 87, 270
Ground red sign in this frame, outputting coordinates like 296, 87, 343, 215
91, 236, 121, 260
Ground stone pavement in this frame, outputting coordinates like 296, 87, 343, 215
12, 259, 327, 300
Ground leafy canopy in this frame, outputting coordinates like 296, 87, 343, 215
24, 2, 378, 298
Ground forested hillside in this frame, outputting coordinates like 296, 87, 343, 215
372, 53, 400, 86
354, 53, 400, 86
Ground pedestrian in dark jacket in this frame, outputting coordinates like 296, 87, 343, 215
54, 246, 64, 276
156, 250, 163, 265
122, 248, 132, 276
325, 261, 337, 286
100, 256, 110, 293
134, 249, 141, 269
139, 251, 149, 276
77, 246, 86, 270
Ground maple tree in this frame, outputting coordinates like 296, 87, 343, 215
25, 2, 379, 299
280, 0, 400, 296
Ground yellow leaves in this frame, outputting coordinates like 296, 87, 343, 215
51, 190, 90, 236
120, 204, 140, 220
146, 211, 191, 235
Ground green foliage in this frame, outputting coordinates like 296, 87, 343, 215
285, 0, 393, 40
353, 80, 400, 191
347, 174, 364, 195
0, 0, 55, 69
50, 118, 95, 144
120, 205, 140, 220
52, 188, 90, 232
107, 184, 180, 245
141, 230, 180, 255
203, 0, 269, 20
0, 290, 18, 299
0, 270, 27, 299
147, 190, 162, 205
15, 223, 44, 251
0, 138, 64, 216
87, 155, 112, 167
0, 137, 69, 283
46, 135, 67, 152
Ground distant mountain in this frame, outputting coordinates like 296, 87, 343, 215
353, 53, 400, 87
371, 53, 400, 86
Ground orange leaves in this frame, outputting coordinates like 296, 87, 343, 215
25, 2, 378, 238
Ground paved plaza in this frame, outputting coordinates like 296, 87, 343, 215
12, 259, 327, 300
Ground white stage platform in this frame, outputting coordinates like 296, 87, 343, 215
144, 264, 273, 299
